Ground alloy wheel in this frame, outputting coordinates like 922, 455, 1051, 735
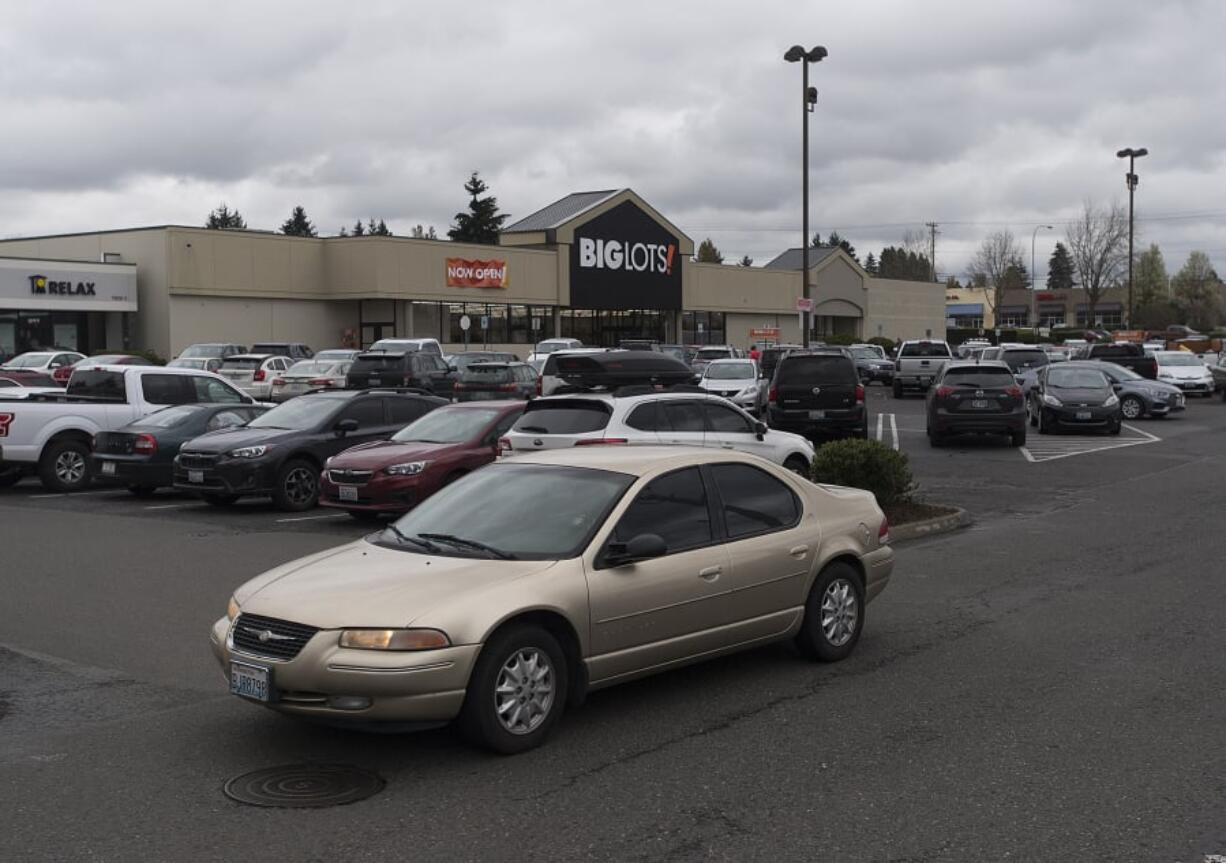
494, 648, 555, 735
820, 578, 859, 647
55, 450, 86, 485
284, 467, 317, 506
1121, 397, 1143, 420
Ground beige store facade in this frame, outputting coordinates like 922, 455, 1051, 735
0, 189, 944, 358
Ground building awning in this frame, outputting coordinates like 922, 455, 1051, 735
946, 303, 983, 315
998, 305, 1029, 314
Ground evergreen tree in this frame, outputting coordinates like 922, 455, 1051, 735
205, 203, 247, 230
351, 220, 365, 236
411, 224, 438, 240
280, 206, 316, 238
338, 226, 349, 237
1171, 251, 1223, 331
367, 218, 392, 236
1134, 244, 1167, 310
1046, 242, 1075, 291
863, 252, 879, 275
876, 246, 931, 281
1001, 258, 1029, 292
945, 275, 963, 292
811, 230, 858, 263
738, 255, 753, 267
695, 237, 724, 264
447, 171, 510, 244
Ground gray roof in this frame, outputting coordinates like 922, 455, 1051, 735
763, 246, 839, 270
502, 190, 621, 233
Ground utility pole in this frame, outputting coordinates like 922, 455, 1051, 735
785, 45, 827, 347
1116, 147, 1148, 327
925, 222, 939, 281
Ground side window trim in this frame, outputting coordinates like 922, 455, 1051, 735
703, 462, 802, 542
601, 466, 718, 565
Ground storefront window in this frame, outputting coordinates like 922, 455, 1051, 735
682, 311, 725, 345
509, 306, 549, 344
1076, 307, 1123, 327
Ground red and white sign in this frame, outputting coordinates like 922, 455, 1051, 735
795, 297, 814, 313
446, 258, 509, 288
749, 327, 780, 339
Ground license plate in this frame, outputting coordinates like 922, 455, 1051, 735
1076, 411, 1092, 420
188, 469, 204, 484
808, 410, 825, 419
338, 485, 359, 501
368, 377, 381, 386
921, 376, 932, 384
971, 400, 989, 409
229, 661, 272, 702
101, 461, 116, 475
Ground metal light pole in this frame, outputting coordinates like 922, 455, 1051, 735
1116, 147, 1148, 327
1030, 224, 1053, 330
785, 44, 827, 348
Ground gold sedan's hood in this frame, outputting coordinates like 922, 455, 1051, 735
236, 540, 557, 630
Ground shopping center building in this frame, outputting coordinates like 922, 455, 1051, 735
0, 189, 944, 359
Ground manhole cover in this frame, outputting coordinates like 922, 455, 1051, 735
223, 763, 384, 808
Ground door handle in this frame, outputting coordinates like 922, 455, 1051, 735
720, 443, 734, 449
789, 545, 809, 557
698, 565, 722, 580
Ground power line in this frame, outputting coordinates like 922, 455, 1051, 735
684, 208, 1226, 233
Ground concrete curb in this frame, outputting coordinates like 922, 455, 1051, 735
889, 506, 971, 543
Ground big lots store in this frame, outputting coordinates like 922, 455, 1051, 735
0, 189, 944, 359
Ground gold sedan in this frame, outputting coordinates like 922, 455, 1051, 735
211, 446, 894, 753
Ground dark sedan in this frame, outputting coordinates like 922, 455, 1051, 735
319, 401, 525, 519
1071, 360, 1185, 420
926, 361, 1026, 447
1028, 365, 1122, 435
91, 403, 269, 495
174, 389, 446, 510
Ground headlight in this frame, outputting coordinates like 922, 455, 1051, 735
228, 445, 268, 458
338, 629, 450, 651
1158, 372, 1174, 380
227, 596, 240, 621
1104, 394, 1119, 407
384, 460, 430, 476
1042, 393, 1063, 407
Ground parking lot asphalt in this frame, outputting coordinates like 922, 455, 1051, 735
3, 390, 1226, 861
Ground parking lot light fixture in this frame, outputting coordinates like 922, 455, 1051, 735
784, 43, 827, 348
1116, 147, 1149, 327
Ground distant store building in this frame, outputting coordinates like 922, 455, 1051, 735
0, 189, 944, 358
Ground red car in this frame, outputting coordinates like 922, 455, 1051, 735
53, 354, 152, 385
318, 400, 526, 519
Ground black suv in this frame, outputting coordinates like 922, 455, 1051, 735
766, 349, 866, 439
173, 389, 447, 510
926, 361, 1026, 447
346, 351, 458, 398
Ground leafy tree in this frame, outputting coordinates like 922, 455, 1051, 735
1134, 244, 1167, 310
863, 252, 878, 275
695, 237, 724, 264
281, 205, 316, 238
447, 171, 510, 244
411, 224, 439, 240
1065, 199, 1128, 324
967, 229, 1025, 314
205, 203, 246, 230
1171, 251, 1223, 331
944, 276, 963, 292
1046, 242, 1075, 291
738, 255, 753, 267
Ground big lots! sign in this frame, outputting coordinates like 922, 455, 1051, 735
446, 258, 508, 288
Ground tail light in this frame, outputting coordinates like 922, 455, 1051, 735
308, 378, 333, 387
54, 366, 73, 382
855, 383, 865, 404
878, 517, 890, 544
271, 378, 286, 387
498, 437, 512, 455
134, 433, 157, 455
253, 369, 266, 382
574, 438, 629, 446
535, 376, 542, 397
1005, 385, 1022, 397
453, 381, 467, 391
935, 385, 953, 398
768, 386, 778, 404
499, 383, 518, 392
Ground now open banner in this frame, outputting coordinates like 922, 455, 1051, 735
446, 258, 509, 288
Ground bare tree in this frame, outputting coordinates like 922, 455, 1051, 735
966, 229, 1024, 313
1065, 200, 1129, 324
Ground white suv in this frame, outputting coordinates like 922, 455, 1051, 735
501, 389, 814, 475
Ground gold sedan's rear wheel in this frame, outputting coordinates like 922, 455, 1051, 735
796, 562, 865, 662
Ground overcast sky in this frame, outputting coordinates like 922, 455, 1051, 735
3, 0, 1224, 281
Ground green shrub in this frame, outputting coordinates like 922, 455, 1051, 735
820, 333, 857, 346
866, 336, 895, 354
810, 438, 915, 506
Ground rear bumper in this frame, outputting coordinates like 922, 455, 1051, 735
931, 408, 1025, 435
768, 406, 866, 436
90, 455, 171, 487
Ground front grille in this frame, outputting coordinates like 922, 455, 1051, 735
231, 613, 320, 661
328, 469, 374, 485
178, 452, 221, 469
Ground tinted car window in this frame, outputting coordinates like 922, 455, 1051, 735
626, 401, 666, 431
339, 398, 386, 428
134, 405, 201, 428
900, 342, 952, 358
777, 355, 857, 385
1000, 350, 1049, 371
141, 374, 189, 405
663, 401, 706, 432
206, 410, 249, 431
613, 467, 712, 553
705, 403, 753, 433
66, 370, 126, 400
710, 463, 800, 539
940, 368, 1017, 387
350, 355, 407, 374
514, 399, 612, 434
462, 365, 514, 383
192, 376, 244, 403
220, 358, 264, 370
388, 397, 434, 425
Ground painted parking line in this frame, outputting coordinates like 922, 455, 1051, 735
274, 513, 350, 523
144, 503, 194, 510
28, 489, 127, 499
1021, 423, 1161, 463
874, 413, 900, 450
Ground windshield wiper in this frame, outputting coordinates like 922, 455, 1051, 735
383, 524, 441, 553
517, 425, 550, 433
418, 532, 517, 560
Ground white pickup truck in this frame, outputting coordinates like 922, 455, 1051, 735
893, 339, 954, 397
0, 365, 260, 492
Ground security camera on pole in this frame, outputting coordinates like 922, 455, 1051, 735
784, 44, 827, 348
